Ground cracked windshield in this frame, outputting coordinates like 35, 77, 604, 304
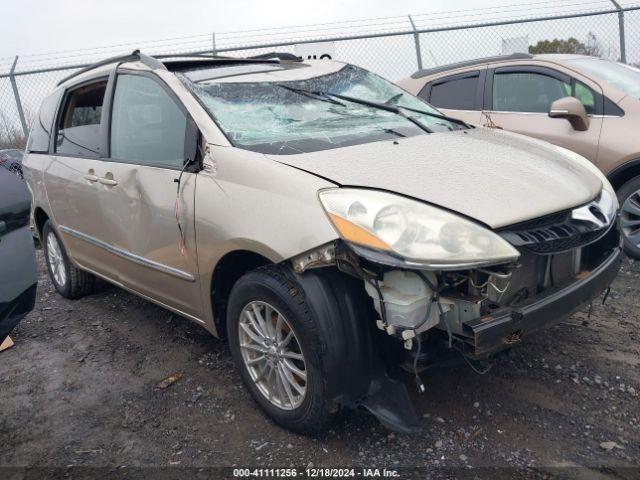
181, 64, 464, 154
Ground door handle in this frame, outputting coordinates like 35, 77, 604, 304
98, 177, 118, 186
83, 174, 98, 182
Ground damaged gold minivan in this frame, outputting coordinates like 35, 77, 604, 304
23, 51, 621, 434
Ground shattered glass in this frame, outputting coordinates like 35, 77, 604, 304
179, 65, 464, 154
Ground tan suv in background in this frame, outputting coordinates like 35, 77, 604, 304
23, 51, 621, 434
399, 54, 640, 257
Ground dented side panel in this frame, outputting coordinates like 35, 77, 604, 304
44, 154, 204, 320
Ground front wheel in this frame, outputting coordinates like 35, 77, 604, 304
618, 176, 640, 259
226, 266, 334, 433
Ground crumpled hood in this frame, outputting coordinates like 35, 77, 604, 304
268, 127, 602, 228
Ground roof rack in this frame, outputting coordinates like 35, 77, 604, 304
56, 50, 304, 87
56, 50, 165, 87
410, 53, 533, 79
249, 52, 302, 62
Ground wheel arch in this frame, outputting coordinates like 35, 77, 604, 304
33, 206, 51, 241
607, 158, 640, 191
210, 249, 274, 338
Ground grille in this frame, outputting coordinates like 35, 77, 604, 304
498, 208, 613, 255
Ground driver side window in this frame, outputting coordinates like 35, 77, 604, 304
492, 70, 597, 115
110, 74, 187, 168
492, 72, 570, 113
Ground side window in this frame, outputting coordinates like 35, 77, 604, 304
55, 80, 107, 157
425, 73, 479, 110
27, 89, 63, 153
492, 72, 570, 113
574, 81, 596, 115
110, 74, 187, 168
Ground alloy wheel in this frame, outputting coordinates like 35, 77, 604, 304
238, 301, 307, 410
46, 233, 67, 287
621, 189, 640, 247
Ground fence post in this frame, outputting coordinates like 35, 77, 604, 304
610, 0, 626, 63
408, 15, 423, 71
212, 32, 217, 56
9, 56, 28, 137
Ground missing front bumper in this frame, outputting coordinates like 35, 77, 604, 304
460, 246, 622, 359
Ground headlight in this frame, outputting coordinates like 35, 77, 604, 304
319, 188, 520, 269
552, 145, 618, 209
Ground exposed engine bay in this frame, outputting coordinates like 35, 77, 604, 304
293, 216, 619, 355
289, 196, 621, 433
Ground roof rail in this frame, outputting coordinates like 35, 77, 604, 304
410, 53, 533, 79
55, 50, 304, 87
56, 49, 166, 87
249, 52, 302, 62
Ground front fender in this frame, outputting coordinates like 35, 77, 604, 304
287, 266, 421, 434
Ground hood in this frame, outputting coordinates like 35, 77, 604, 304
269, 127, 602, 228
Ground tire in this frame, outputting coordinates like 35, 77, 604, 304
226, 265, 334, 433
617, 176, 640, 259
42, 220, 94, 299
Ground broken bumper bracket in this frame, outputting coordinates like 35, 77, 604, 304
462, 247, 622, 359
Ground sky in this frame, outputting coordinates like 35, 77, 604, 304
1, 0, 637, 129
2, 0, 637, 61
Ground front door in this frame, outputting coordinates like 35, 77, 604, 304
95, 71, 203, 320
481, 66, 602, 162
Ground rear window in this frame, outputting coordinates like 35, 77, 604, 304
55, 80, 107, 158
27, 90, 62, 153
425, 74, 479, 110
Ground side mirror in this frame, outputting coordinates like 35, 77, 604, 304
549, 97, 590, 132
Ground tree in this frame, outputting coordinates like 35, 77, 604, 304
529, 34, 601, 56
0, 111, 27, 149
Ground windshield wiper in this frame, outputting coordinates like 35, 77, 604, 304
357, 92, 471, 129
383, 128, 407, 138
278, 84, 346, 106
278, 85, 470, 133
279, 84, 433, 134
384, 93, 404, 105
316, 91, 434, 134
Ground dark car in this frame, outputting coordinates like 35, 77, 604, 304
0, 168, 37, 344
0, 149, 24, 178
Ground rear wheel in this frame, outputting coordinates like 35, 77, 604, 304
42, 220, 94, 299
226, 266, 334, 433
618, 177, 640, 259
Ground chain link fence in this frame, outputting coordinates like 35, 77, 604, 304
1, 2, 639, 148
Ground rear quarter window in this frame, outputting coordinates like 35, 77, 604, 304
27, 90, 63, 153
55, 80, 107, 158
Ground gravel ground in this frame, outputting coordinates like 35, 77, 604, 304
1, 251, 639, 479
